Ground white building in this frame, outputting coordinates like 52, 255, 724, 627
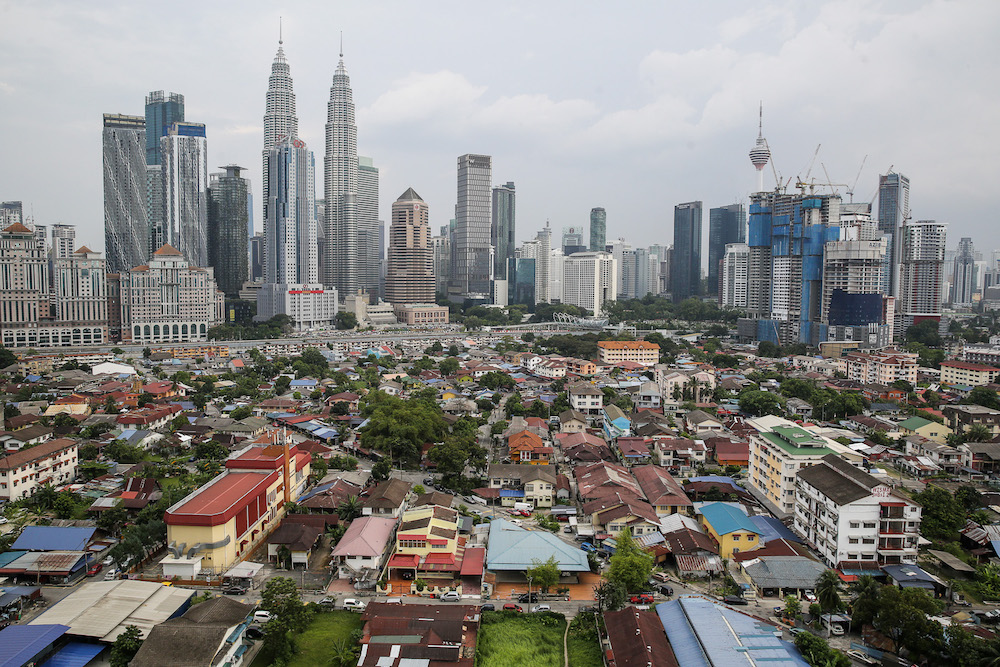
518, 225, 552, 304
562, 252, 617, 317
0, 438, 79, 501
721, 243, 749, 308
122, 244, 225, 344
53, 247, 108, 343
794, 453, 921, 569
257, 284, 338, 330
820, 239, 885, 322
161, 122, 209, 267
898, 220, 947, 332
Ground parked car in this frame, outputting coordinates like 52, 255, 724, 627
574, 535, 591, 542
580, 542, 596, 552
845, 650, 876, 665
503, 603, 523, 612
423, 477, 435, 486
563, 527, 573, 533
102, 556, 114, 566
223, 585, 248, 595
253, 611, 273, 623
651, 571, 670, 583
722, 595, 748, 606
829, 624, 845, 636
531, 605, 551, 613
440, 591, 461, 602
802, 590, 817, 602
480, 603, 495, 612
103, 569, 119, 581
630, 594, 654, 604
578, 605, 599, 613
87, 563, 102, 576
518, 593, 539, 603
788, 628, 806, 637
318, 597, 337, 607
555, 515, 570, 522
343, 599, 366, 611
658, 585, 674, 597
245, 626, 264, 640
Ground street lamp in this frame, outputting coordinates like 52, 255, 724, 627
527, 575, 533, 608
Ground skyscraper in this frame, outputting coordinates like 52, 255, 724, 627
161, 122, 209, 267
324, 51, 359, 294
721, 243, 750, 309
589, 207, 606, 253
563, 252, 617, 317
357, 156, 380, 296
562, 227, 587, 255
898, 220, 947, 332
491, 182, 515, 280
951, 237, 976, 306
264, 137, 318, 286
451, 154, 492, 298
144, 91, 184, 167
708, 204, 745, 295
671, 201, 703, 302
263, 37, 299, 230
877, 171, 910, 297
208, 165, 250, 298
385, 188, 434, 305
249, 233, 264, 283
103, 114, 149, 274
50, 224, 76, 260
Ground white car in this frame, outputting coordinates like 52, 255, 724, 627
845, 650, 876, 665
829, 624, 844, 636
530, 604, 551, 613
253, 610, 273, 623
802, 590, 817, 603
343, 598, 366, 611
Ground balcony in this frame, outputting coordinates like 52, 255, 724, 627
879, 521, 906, 536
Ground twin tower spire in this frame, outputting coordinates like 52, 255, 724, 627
263, 24, 367, 296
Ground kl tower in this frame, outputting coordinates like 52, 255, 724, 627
749, 103, 771, 192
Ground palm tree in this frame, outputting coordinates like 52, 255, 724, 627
966, 424, 993, 443
815, 569, 842, 613
276, 545, 292, 570
338, 495, 361, 521
328, 639, 359, 666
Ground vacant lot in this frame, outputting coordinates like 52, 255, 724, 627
251, 610, 362, 667
476, 611, 566, 667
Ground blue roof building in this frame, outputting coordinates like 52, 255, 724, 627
698, 503, 758, 536
0, 624, 70, 667
486, 519, 589, 572
12, 527, 95, 552
656, 596, 808, 666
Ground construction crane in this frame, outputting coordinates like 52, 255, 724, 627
795, 144, 822, 193
845, 155, 867, 203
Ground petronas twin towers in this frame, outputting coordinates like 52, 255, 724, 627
262, 36, 378, 298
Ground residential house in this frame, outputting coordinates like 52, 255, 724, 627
574, 461, 641, 502
698, 502, 760, 558
567, 383, 603, 417
331, 515, 398, 578
361, 479, 412, 518
507, 430, 553, 464
534, 359, 567, 379
684, 410, 723, 434
785, 398, 813, 419
557, 409, 588, 434
903, 436, 966, 474
961, 442, 1000, 475
130, 596, 254, 667
794, 453, 921, 569
266, 521, 323, 567
386, 504, 464, 584
558, 432, 615, 464
632, 465, 692, 516
584, 492, 661, 538
603, 608, 677, 667
615, 437, 652, 466
0, 437, 79, 501
357, 602, 481, 666
486, 464, 556, 508
635, 382, 662, 411
603, 404, 631, 440
943, 405, 1000, 439
896, 416, 950, 444
655, 438, 707, 475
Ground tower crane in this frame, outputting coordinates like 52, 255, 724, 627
845, 155, 867, 203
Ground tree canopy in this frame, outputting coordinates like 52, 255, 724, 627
606, 528, 654, 592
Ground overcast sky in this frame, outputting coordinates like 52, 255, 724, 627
1, 0, 998, 260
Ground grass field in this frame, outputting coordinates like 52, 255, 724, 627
566, 613, 603, 667
250, 610, 362, 667
475, 611, 566, 667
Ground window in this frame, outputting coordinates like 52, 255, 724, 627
849, 538, 859, 544
850, 522, 860, 529
863, 522, 876, 529
733, 535, 741, 542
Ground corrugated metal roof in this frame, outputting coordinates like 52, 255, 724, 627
12, 526, 95, 552
486, 519, 588, 572
38, 641, 104, 667
0, 624, 69, 667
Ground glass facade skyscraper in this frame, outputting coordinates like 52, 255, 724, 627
357, 156, 380, 296
877, 171, 909, 297
265, 137, 318, 285
671, 201, 703, 302
708, 204, 746, 295
103, 114, 148, 274
451, 154, 492, 297
208, 165, 250, 297
161, 122, 209, 266
507, 257, 536, 306
324, 54, 360, 295
590, 207, 606, 252
491, 182, 515, 280
145, 91, 184, 166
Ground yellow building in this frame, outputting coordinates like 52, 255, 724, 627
597, 340, 660, 366
940, 361, 1000, 387
386, 504, 462, 581
897, 416, 950, 444
698, 503, 760, 559
162, 443, 310, 577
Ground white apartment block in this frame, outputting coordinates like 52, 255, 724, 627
122, 244, 225, 344
721, 243, 749, 308
568, 382, 604, 416
562, 252, 617, 317
821, 239, 885, 323
0, 438, 79, 501
257, 283, 339, 331
898, 220, 946, 331
53, 247, 109, 343
838, 348, 918, 385
794, 454, 921, 568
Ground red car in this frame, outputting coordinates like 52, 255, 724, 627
503, 603, 523, 612
87, 563, 102, 576
630, 594, 654, 604
555, 515, 570, 522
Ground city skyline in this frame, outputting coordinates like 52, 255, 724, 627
2, 2, 997, 263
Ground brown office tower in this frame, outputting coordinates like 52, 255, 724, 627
385, 188, 434, 306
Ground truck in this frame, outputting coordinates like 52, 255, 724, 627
740, 583, 756, 601
513, 502, 532, 512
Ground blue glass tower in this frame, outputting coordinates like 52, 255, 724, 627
145, 91, 185, 166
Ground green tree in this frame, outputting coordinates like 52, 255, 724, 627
966, 386, 1000, 410
309, 453, 328, 482
337, 495, 361, 521
526, 556, 561, 593
606, 529, 654, 592
848, 575, 881, 628
439, 357, 460, 376
873, 586, 944, 655
109, 625, 144, 667
594, 579, 627, 612
815, 569, 842, 612
738, 390, 785, 417
965, 424, 994, 443
329, 638, 360, 667
906, 319, 942, 347
793, 632, 850, 667
913, 486, 966, 541
195, 440, 229, 460
956, 485, 984, 512
335, 311, 358, 330
371, 458, 392, 481
97, 506, 127, 536
53, 491, 78, 519
757, 341, 781, 358
783, 594, 801, 619
229, 406, 252, 420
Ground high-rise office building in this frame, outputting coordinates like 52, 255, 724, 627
1, 202, 22, 226
357, 156, 380, 296
451, 154, 492, 298
385, 188, 434, 305
877, 172, 910, 297
589, 207, 606, 253
431, 233, 451, 296
562, 227, 587, 255
507, 257, 536, 306
161, 122, 209, 267
263, 37, 299, 233
898, 220, 946, 332
491, 182, 515, 280
708, 204, 745, 295
821, 239, 888, 342
324, 52, 359, 295
50, 224, 76, 260
951, 237, 976, 306
671, 201, 703, 302
208, 165, 250, 298
721, 243, 750, 309
249, 233, 265, 283
145, 91, 184, 166
563, 252, 617, 317
103, 114, 149, 275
